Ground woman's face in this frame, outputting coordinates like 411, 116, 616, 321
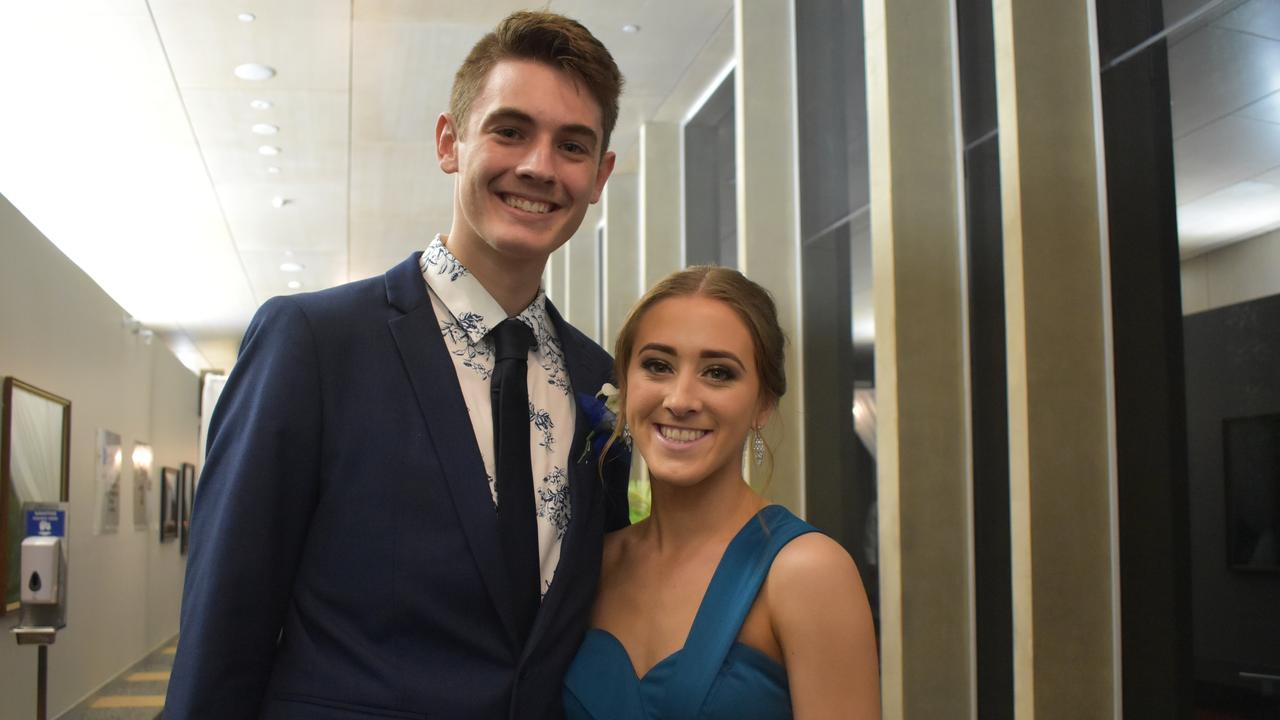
625, 295, 772, 489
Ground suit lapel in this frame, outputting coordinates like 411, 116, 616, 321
522, 300, 609, 660
384, 253, 518, 647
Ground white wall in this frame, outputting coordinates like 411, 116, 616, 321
1, 193, 196, 717
1182, 227, 1280, 314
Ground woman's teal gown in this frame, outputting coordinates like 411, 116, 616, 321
563, 505, 818, 719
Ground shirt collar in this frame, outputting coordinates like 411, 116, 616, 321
419, 234, 551, 348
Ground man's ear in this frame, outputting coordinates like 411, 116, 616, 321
589, 150, 617, 204
436, 113, 459, 174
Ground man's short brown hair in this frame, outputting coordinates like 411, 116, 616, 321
449, 10, 624, 155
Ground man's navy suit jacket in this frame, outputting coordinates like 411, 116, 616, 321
165, 253, 630, 719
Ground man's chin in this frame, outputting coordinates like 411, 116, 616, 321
483, 228, 571, 261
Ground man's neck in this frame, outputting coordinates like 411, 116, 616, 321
440, 234, 546, 317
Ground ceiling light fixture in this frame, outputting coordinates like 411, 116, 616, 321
287, 280, 302, 290
258, 145, 281, 156
271, 196, 291, 209
280, 261, 305, 272
266, 166, 281, 174
249, 99, 273, 110
237, 12, 256, 22
251, 123, 279, 135
622, 24, 640, 33
234, 63, 276, 81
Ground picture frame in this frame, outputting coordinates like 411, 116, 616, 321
2, 377, 71, 615
179, 462, 195, 554
1223, 413, 1280, 573
160, 466, 180, 542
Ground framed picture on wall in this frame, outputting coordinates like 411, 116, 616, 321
180, 462, 195, 554
1224, 413, 1280, 573
160, 466, 179, 542
2, 377, 71, 615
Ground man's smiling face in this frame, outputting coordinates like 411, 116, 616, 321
437, 59, 615, 271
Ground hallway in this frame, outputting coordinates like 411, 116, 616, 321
57, 636, 175, 720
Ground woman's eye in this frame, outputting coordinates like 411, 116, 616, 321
640, 358, 671, 374
705, 366, 736, 382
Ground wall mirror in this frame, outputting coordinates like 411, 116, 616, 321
2, 377, 71, 614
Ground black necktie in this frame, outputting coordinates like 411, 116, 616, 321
490, 318, 540, 644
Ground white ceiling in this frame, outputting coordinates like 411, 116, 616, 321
1, 0, 1274, 371
0, 0, 732, 371
1169, 0, 1280, 256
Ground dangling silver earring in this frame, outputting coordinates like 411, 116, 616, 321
621, 424, 633, 450
752, 428, 765, 466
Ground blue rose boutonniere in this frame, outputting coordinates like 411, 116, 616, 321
577, 382, 629, 464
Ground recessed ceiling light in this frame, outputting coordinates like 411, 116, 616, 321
249, 99, 273, 110
258, 145, 281, 156
237, 12, 256, 22
271, 196, 291, 209
287, 280, 302, 290
252, 123, 279, 135
234, 63, 276, 81
265, 165, 281, 174
622, 24, 640, 33
280, 261, 305, 272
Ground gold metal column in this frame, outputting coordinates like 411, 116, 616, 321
993, 0, 1120, 716
863, 0, 975, 715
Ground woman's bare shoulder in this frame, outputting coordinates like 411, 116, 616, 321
765, 531, 866, 618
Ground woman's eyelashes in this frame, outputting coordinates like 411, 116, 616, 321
639, 357, 672, 375
704, 365, 737, 382
637, 356, 738, 383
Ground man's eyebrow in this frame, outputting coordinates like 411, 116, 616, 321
483, 107, 599, 147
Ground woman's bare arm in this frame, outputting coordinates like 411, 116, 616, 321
767, 533, 881, 719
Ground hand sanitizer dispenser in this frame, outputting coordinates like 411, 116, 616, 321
20, 537, 62, 606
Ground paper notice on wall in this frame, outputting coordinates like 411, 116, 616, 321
94, 429, 122, 534
132, 442, 152, 530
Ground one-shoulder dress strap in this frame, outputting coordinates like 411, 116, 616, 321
658, 505, 818, 719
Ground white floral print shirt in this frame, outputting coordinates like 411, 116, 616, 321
420, 235, 574, 598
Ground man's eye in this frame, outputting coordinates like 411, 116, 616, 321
495, 128, 521, 139
562, 142, 587, 155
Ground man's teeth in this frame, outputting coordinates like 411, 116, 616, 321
504, 195, 552, 214
660, 426, 708, 443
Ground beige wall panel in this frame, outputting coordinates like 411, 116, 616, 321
734, 0, 803, 515
864, 0, 974, 716
603, 173, 641, 349
1180, 226, 1280, 314
640, 123, 684, 289
564, 205, 603, 342
994, 0, 1120, 716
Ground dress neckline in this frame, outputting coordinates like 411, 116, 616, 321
589, 505, 784, 681
586, 627, 783, 684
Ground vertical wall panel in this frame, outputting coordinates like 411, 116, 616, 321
734, 0, 803, 513
993, 0, 1121, 715
864, 0, 975, 715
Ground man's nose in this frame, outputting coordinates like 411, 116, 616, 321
515, 139, 555, 183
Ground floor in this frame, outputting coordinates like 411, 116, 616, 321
57, 636, 175, 720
